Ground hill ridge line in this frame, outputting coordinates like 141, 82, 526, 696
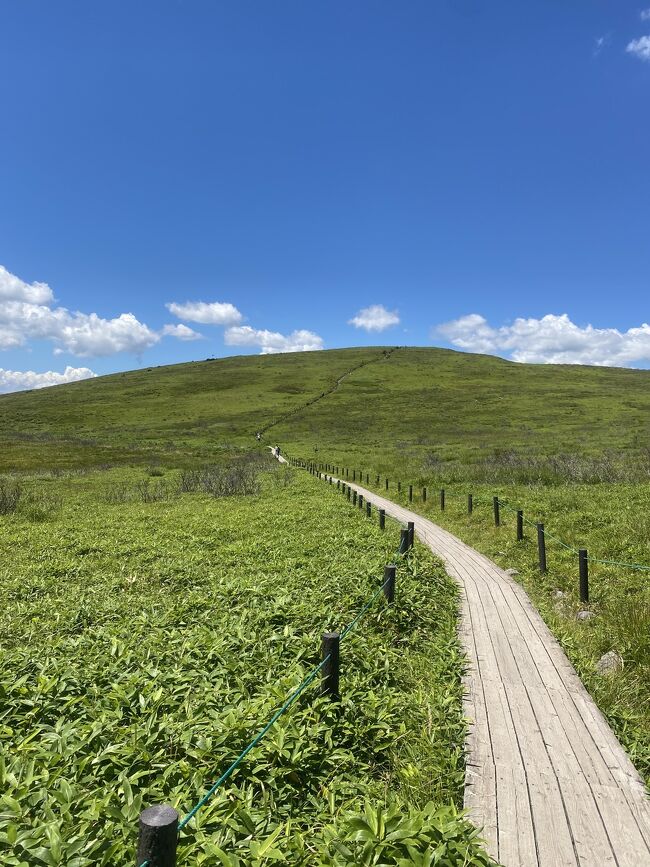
286, 459, 650, 867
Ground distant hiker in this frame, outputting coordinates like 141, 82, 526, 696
256, 432, 261, 441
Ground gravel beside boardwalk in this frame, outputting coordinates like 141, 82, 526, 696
288, 460, 650, 867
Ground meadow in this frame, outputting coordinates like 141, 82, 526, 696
0, 460, 494, 866
2, 344, 650, 862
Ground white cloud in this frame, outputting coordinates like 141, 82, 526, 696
436, 313, 650, 367
0, 264, 206, 358
166, 300, 243, 326
224, 325, 324, 354
162, 323, 203, 341
626, 35, 650, 61
0, 265, 54, 304
641, 9, 650, 21
348, 304, 400, 332
0, 365, 96, 394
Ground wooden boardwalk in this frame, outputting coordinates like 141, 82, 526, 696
294, 462, 650, 866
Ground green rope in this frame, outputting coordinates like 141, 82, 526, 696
177, 654, 330, 831
590, 556, 650, 572
340, 572, 394, 640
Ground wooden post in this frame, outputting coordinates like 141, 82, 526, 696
366, 501, 371, 518
347, 486, 351, 501
537, 523, 547, 573
337, 479, 340, 489
399, 528, 409, 554
358, 493, 364, 509
376, 474, 379, 485
408, 485, 413, 503
379, 508, 385, 530
422, 487, 427, 503
366, 473, 369, 483
468, 493, 473, 514
440, 489, 445, 511
579, 549, 589, 603
398, 481, 401, 493
352, 490, 357, 506
407, 521, 415, 549
493, 497, 500, 527
385, 478, 389, 490
136, 805, 179, 867
517, 510, 523, 541
353, 469, 356, 481
321, 632, 340, 700
383, 564, 396, 604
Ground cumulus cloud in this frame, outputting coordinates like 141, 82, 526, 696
0, 365, 96, 394
0, 264, 54, 304
0, 264, 199, 358
626, 35, 650, 61
224, 325, 324, 354
641, 9, 650, 21
167, 300, 243, 326
436, 313, 650, 367
161, 323, 203, 341
348, 304, 400, 332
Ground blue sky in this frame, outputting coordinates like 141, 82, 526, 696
1, 1, 650, 391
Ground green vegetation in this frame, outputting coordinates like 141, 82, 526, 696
0, 463, 493, 865
3, 346, 650, 477
3, 343, 650, 858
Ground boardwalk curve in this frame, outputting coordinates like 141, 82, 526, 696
289, 461, 650, 867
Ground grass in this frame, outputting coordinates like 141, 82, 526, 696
0, 462, 494, 866
3, 343, 650, 856
2, 346, 650, 476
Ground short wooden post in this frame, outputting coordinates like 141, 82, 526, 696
353, 470, 356, 481
383, 564, 396, 604
379, 508, 386, 530
366, 501, 371, 517
366, 473, 369, 483
136, 805, 179, 867
422, 487, 427, 502
516, 510, 523, 541
398, 481, 401, 493
407, 521, 415, 549
537, 523, 547, 573
399, 528, 409, 554
352, 490, 357, 506
347, 486, 351, 501
358, 493, 364, 509
440, 489, 445, 511
337, 479, 340, 489
468, 493, 473, 514
408, 485, 413, 503
321, 632, 340, 700
385, 478, 389, 490
376, 474, 379, 485
493, 497, 500, 527
579, 549, 589, 603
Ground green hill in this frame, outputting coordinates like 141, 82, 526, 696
3, 346, 650, 478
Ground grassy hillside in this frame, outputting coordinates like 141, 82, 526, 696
2, 345, 650, 476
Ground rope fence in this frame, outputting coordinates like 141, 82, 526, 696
136, 454, 411, 866
297, 456, 649, 611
